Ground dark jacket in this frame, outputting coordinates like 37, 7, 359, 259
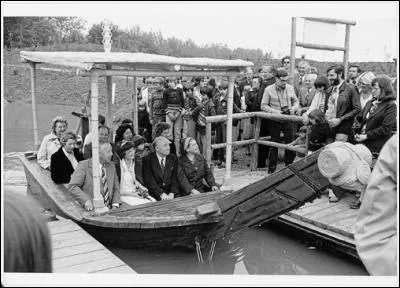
142, 152, 179, 200
245, 89, 260, 112
325, 81, 361, 135
177, 154, 219, 196
308, 123, 334, 151
355, 93, 397, 153
50, 147, 83, 184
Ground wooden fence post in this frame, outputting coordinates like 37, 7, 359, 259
250, 116, 261, 171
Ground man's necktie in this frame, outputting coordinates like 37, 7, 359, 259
101, 165, 110, 208
160, 158, 165, 173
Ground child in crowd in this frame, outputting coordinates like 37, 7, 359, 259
182, 83, 200, 139
132, 135, 149, 185
163, 78, 185, 156
149, 79, 166, 139
138, 100, 152, 143
195, 86, 216, 154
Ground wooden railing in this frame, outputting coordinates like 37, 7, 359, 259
204, 111, 307, 175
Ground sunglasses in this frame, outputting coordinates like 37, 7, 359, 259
283, 61, 290, 64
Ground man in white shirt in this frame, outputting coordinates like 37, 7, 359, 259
83, 114, 106, 154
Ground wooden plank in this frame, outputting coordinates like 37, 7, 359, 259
302, 17, 356, 26
59, 258, 127, 273
296, 41, 346, 52
95, 266, 135, 273
250, 117, 261, 171
47, 223, 82, 235
53, 250, 113, 269
278, 214, 355, 245
53, 242, 105, 259
52, 237, 97, 250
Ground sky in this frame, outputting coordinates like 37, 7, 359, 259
2, 1, 399, 62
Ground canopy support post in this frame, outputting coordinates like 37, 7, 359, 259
290, 17, 297, 86
90, 72, 108, 213
132, 77, 138, 134
29, 62, 40, 149
343, 24, 351, 80
106, 64, 113, 141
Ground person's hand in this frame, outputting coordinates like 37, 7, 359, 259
191, 189, 201, 195
84, 200, 93, 211
302, 116, 309, 125
211, 186, 219, 191
160, 193, 169, 201
355, 134, 367, 142
149, 119, 154, 125
111, 203, 120, 209
289, 107, 297, 115
328, 118, 341, 128
295, 108, 303, 116
168, 193, 175, 200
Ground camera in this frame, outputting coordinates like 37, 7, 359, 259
281, 106, 291, 115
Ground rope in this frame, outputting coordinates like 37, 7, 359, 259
195, 238, 204, 263
208, 240, 216, 262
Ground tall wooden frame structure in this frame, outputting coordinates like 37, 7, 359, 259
290, 17, 356, 85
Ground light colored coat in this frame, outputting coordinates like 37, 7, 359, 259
68, 159, 121, 207
37, 133, 61, 169
261, 83, 299, 114
354, 134, 397, 276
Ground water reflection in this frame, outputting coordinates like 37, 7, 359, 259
107, 226, 367, 275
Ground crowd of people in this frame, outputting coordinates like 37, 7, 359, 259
35, 57, 397, 211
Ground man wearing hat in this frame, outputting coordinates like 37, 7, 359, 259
142, 136, 179, 201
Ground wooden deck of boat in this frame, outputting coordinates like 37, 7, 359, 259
48, 218, 136, 273
214, 167, 358, 258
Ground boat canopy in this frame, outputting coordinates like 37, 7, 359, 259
20, 51, 253, 72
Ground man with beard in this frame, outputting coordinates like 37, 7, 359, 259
325, 65, 361, 142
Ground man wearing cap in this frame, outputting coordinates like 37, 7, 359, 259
261, 68, 299, 173
142, 136, 179, 201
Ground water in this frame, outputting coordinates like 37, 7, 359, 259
107, 226, 368, 275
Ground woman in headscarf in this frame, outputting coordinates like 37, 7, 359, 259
177, 137, 220, 196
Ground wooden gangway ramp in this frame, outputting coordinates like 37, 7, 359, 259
214, 168, 358, 259
48, 218, 136, 273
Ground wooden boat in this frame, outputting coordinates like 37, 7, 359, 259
21, 149, 330, 249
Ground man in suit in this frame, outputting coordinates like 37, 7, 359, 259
143, 136, 179, 201
325, 65, 361, 141
51, 131, 83, 184
68, 140, 121, 211
84, 125, 119, 166
296, 73, 318, 115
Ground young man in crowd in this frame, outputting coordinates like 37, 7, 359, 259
347, 64, 362, 86
325, 65, 361, 142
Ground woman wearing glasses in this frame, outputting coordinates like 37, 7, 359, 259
357, 71, 376, 109
353, 75, 397, 157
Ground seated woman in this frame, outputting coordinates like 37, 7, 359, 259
116, 141, 156, 206
177, 137, 220, 196
51, 131, 83, 184
37, 116, 68, 170
114, 123, 135, 150
353, 75, 397, 158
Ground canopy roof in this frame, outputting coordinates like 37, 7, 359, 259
20, 51, 253, 72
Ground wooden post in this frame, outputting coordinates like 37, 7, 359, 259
132, 76, 138, 134
224, 76, 235, 181
290, 17, 297, 87
343, 24, 351, 80
106, 64, 113, 141
90, 73, 108, 213
29, 62, 40, 148
250, 116, 261, 171
206, 122, 212, 168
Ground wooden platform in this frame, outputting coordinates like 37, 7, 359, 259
48, 218, 136, 273
214, 168, 358, 258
